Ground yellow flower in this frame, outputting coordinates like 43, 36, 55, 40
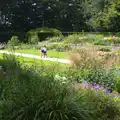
108, 37, 113, 40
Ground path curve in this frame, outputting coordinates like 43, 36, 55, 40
0, 50, 71, 64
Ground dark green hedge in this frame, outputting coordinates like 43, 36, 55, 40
0, 32, 26, 43
26, 27, 62, 42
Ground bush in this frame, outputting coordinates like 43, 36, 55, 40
113, 38, 120, 44
47, 35, 64, 42
99, 47, 111, 52
47, 43, 59, 50
28, 35, 39, 44
0, 43, 6, 50
63, 34, 105, 44
114, 69, 120, 93
19, 43, 38, 49
63, 34, 88, 44
27, 27, 62, 42
84, 89, 120, 120
36, 27, 62, 36
48, 43, 65, 51
85, 68, 115, 91
85, 34, 104, 43
7, 36, 20, 47
68, 50, 104, 69
66, 66, 115, 91
94, 40, 109, 46
47, 43, 70, 52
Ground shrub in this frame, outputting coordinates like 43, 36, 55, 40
0, 43, 6, 50
113, 38, 120, 44
84, 89, 120, 120
47, 43, 59, 50
47, 35, 64, 42
27, 27, 62, 42
66, 66, 115, 92
28, 35, 39, 44
114, 69, 120, 93
19, 43, 38, 49
85, 68, 115, 91
37, 27, 62, 36
47, 43, 70, 52
63, 34, 88, 44
94, 39, 109, 46
103, 36, 120, 45
7, 36, 20, 47
68, 50, 104, 69
63, 34, 105, 44
99, 47, 111, 52
48, 43, 64, 51
0, 53, 20, 72
85, 34, 104, 43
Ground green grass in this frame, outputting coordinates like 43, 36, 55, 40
5, 49, 68, 58
0, 53, 69, 69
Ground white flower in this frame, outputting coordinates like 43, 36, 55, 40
62, 77, 67, 81
62, 81, 66, 84
54, 74, 62, 81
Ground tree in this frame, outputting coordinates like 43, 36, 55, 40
83, 0, 120, 32
2, 0, 43, 32
1, 0, 88, 32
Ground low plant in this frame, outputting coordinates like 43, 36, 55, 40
47, 35, 64, 42
94, 39, 109, 46
0, 43, 6, 50
99, 47, 111, 52
7, 36, 20, 49
68, 50, 104, 69
28, 35, 39, 44
47, 43, 70, 52
113, 38, 120, 44
63, 34, 88, 44
85, 68, 115, 91
114, 68, 120, 93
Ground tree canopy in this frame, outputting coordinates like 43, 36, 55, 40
0, 0, 120, 33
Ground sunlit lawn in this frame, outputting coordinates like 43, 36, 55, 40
0, 53, 69, 69
5, 49, 68, 58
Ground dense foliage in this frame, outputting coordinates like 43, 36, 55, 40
0, 0, 120, 38
0, 54, 120, 120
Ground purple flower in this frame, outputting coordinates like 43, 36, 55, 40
99, 85, 104, 90
106, 104, 110, 108
82, 81, 88, 88
92, 84, 100, 90
89, 84, 93, 88
106, 89, 111, 94
71, 83, 74, 87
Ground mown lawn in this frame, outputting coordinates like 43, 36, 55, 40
0, 53, 69, 69
5, 49, 68, 58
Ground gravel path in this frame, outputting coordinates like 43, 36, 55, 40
0, 50, 71, 64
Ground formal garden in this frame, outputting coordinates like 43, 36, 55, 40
0, 0, 120, 119
0, 28, 120, 119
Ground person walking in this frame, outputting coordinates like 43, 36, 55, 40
41, 46, 47, 58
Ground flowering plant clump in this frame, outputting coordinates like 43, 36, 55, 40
54, 74, 68, 84
82, 81, 120, 97
108, 37, 113, 41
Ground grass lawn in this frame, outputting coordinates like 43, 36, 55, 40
0, 53, 69, 69
5, 49, 68, 58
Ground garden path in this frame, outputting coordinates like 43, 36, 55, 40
0, 50, 71, 64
